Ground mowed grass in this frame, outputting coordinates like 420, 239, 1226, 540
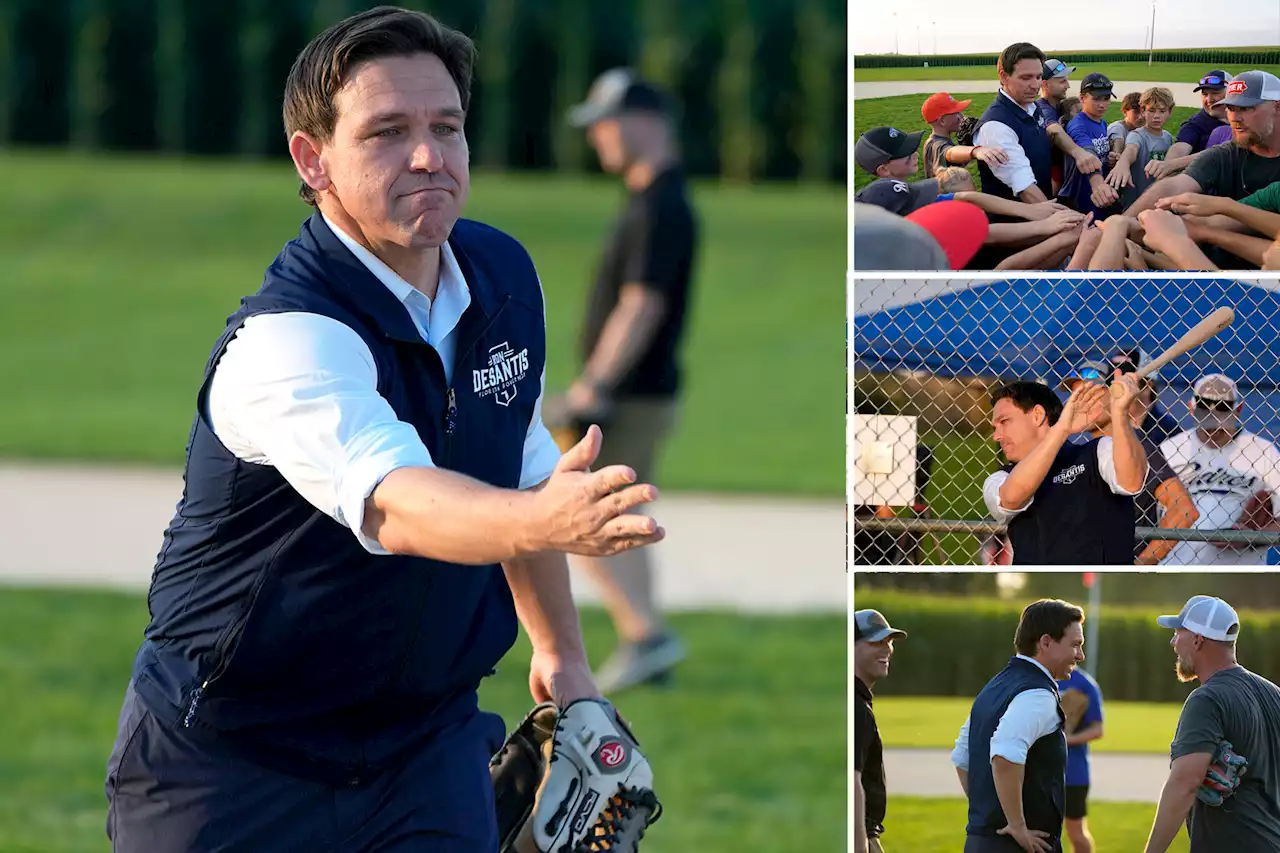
853, 60, 1280, 83
854, 93, 1198, 193
0, 150, 845, 496
0, 586, 845, 853
874, 695, 1183, 755
885, 797, 1189, 852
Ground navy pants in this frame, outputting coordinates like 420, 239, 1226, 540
964, 834, 1063, 853
105, 681, 507, 853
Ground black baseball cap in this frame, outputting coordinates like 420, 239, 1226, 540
854, 609, 908, 642
1079, 72, 1115, 97
1194, 70, 1230, 92
567, 68, 671, 127
854, 126, 926, 174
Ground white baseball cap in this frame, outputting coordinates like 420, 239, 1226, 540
1194, 373, 1238, 403
1157, 595, 1241, 642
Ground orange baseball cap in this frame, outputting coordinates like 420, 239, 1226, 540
922, 92, 973, 124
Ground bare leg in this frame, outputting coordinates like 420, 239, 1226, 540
577, 546, 661, 642
1065, 817, 1093, 853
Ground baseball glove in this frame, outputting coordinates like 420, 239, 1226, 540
1197, 740, 1249, 806
1059, 687, 1090, 734
1235, 490, 1277, 531
490, 698, 662, 852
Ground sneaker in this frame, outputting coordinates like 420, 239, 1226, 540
595, 632, 686, 695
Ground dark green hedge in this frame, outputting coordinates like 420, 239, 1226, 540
855, 48, 1280, 70
0, 0, 847, 182
854, 590, 1280, 703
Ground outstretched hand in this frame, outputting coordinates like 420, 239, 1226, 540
1058, 381, 1109, 435
529, 425, 664, 557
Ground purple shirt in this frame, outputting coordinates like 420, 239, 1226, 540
1207, 124, 1233, 148
1060, 114, 1114, 215
1175, 109, 1228, 153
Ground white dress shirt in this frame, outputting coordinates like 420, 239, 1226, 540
950, 655, 1063, 770
973, 89, 1042, 196
981, 435, 1145, 524
206, 213, 563, 556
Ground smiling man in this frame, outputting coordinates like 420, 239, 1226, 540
102, 8, 665, 852
855, 609, 908, 853
982, 376, 1147, 564
952, 599, 1088, 853
1144, 596, 1280, 853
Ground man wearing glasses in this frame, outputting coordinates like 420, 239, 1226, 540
1159, 373, 1280, 565
1148, 70, 1232, 179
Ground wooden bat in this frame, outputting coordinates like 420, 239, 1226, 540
1109, 306, 1235, 398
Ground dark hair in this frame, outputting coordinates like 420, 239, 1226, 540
1015, 599, 1085, 656
990, 380, 1063, 426
998, 43, 1047, 77
283, 6, 477, 206
1122, 91, 1143, 112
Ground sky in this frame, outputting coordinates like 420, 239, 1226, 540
853, 0, 1280, 56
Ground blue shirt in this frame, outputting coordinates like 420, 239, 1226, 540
1060, 114, 1114, 216
1056, 668, 1104, 786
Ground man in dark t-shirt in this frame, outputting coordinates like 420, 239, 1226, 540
1145, 596, 1280, 852
557, 69, 699, 693
855, 609, 908, 853
983, 377, 1148, 564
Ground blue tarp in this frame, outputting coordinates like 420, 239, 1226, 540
853, 278, 1280, 443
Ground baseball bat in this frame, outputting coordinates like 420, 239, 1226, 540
1109, 306, 1236, 398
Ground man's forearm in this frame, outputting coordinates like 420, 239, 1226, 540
581, 285, 666, 391
1049, 124, 1082, 156
999, 427, 1068, 508
1214, 200, 1280, 239
952, 191, 1033, 220
992, 756, 1029, 828
996, 229, 1078, 269
985, 221, 1056, 246
1111, 417, 1148, 493
1124, 174, 1199, 216
364, 466, 537, 564
502, 549, 589, 660
1144, 774, 1198, 853
1017, 185, 1050, 203
956, 767, 970, 796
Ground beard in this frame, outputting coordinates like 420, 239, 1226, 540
1176, 655, 1197, 682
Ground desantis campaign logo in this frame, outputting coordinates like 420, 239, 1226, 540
1228, 80, 1248, 96
472, 341, 529, 407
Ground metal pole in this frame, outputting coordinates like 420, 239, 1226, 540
1085, 573, 1102, 676
1149, 1, 1156, 65
933, 22, 937, 55
893, 13, 898, 55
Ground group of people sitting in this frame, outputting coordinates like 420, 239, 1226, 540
854, 41, 1280, 271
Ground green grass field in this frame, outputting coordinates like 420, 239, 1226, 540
0, 586, 844, 853
874, 695, 1182, 754
853, 93, 1198, 193
853, 60, 1280, 83
885, 797, 1189, 852
0, 150, 844, 496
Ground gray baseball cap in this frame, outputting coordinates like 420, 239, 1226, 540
1220, 70, 1280, 108
852, 203, 949, 270
854, 177, 940, 216
1157, 595, 1241, 641
567, 67, 670, 127
854, 609, 908, 643
1043, 58, 1077, 80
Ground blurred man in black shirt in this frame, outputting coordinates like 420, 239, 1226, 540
548, 68, 699, 693
855, 609, 909, 853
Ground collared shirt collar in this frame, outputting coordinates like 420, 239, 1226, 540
856, 675, 873, 702
319, 211, 471, 343
1015, 653, 1055, 682
999, 87, 1038, 117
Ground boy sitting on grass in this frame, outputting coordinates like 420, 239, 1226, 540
1106, 87, 1176, 208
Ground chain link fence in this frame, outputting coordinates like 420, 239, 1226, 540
851, 276, 1280, 566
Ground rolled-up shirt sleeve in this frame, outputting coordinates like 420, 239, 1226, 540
207, 311, 436, 556
983, 470, 1032, 522
990, 688, 1062, 765
974, 120, 1036, 195
951, 714, 972, 770
1097, 435, 1146, 496
518, 275, 563, 489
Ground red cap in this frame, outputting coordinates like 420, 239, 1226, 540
905, 201, 988, 270
922, 92, 973, 124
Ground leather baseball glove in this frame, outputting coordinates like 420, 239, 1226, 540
491, 698, 662, 852
1235, 490, 1277, 531
1197, 740, 1249, 806
1059, 687, 1090, 734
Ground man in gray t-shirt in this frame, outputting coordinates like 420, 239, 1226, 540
1144, 596, 1280, 853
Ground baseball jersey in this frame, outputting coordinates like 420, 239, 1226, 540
1159, 429, 1280, 565
1056, 668, 1104, 787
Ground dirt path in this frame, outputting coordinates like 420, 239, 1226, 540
0, 462, 846, 613
884, 748, 1170, 802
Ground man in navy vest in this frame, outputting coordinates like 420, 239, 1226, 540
102, 8, 664, 853
951, 598, 1088, 853
974, 44, 1102, 206
982, 376, 1147, 564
